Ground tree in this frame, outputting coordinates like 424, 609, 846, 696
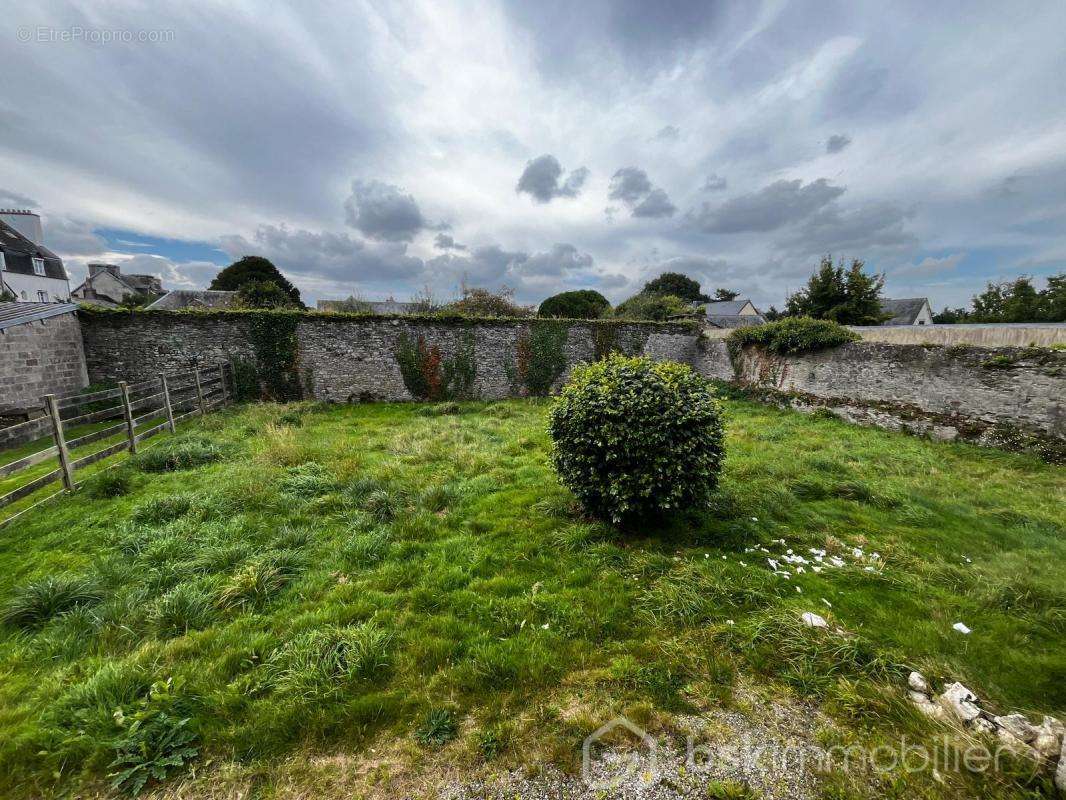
712, 288, 739, 301
763, 305, 783, 321
613, 293, 694, 321
210, 256, 302, 307
234, 280, 296, 309
538, 289, 611, 319
933, 307, 968, 324
786, 255, 888, 325
932, 273, 1065, 323
643, 272, 710, 302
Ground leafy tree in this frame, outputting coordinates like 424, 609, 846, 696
538, 289, 611, 319
1043, 274, 1066, 321
712, 288, 739, 301
643, 272, 710, 302
210, 256, 302, 307
932, 273, 1065, 323
234, 280, 296, 309
932, 307, 968, 324
785, 255, 889, 325
613, 292, 694, 321
763, 305, 783, 321
444, 286, 531, 317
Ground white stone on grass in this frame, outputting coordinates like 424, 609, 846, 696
937, 683, 981, 724
801, 611, 828, 628
952, 622, 972, 634
908, 671, 930, 694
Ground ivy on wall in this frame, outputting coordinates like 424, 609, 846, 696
395, 331, 478, 401
247, 312, 303, 401
512, 323, 568, 396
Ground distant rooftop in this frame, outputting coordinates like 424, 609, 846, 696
146, 290, 236, 310
0, 301, 78, 331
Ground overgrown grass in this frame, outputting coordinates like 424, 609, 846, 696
0, 399, 1062, 798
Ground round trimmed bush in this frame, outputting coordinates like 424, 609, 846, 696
548, 354, 725, 522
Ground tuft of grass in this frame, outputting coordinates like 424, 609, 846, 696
414, 707, 459, 746
131, 494, 195, 525
363, 488, 399, 522
343, 529, 392, 565
132, 437, 224, 473
83, 469, 134, 499
416, 402, 462, 417
266, 623, 393, 700
148, 583, 217, 637
1, 575, 103, 629
279, 462, 337, 498
217, 557, 292, 611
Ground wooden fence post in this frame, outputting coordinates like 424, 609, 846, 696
217, 361, 228, 404
194, 366, 206, 415
119, 381, 138, 454
160, 373, 176, 433
43, 394, 75, 491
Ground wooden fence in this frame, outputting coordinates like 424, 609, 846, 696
0, 361, 233, 527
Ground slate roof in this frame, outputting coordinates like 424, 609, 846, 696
0, 301, 79, 331
0, 220, 67, 281
880, 298, 930, 326
699, 299, 766, 329
703, 300, 751, 316
146, 290, 236, 310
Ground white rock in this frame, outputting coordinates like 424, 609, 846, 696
952, 622, 972, 634
973, 717, 997, 736
994, 713, 1038, 744
908, 671, 931, 694
1033, 716, 1064, 762
909, 691, 945, 720
997, 727, 1038, 758
801, 611, 828, 628
937, 683, 981, 724
1055, 735, 1066, 793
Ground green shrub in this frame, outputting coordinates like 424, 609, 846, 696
726, 317, 859, 358
84, 468, 133, 499
538, 289, 610, 319
512, 324, 567, 396
613, 292, 694, 321
1, 575, 103, 629
548, 354, 725, 522
133, 437, 224, 473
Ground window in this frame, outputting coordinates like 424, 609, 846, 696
32, 257, 46, 276
38, 290, 49, 302
0, 252, 6, 270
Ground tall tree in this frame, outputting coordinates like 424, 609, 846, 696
712, 288, 739, 301
786, 255, 888, 325
210, 256, 303, 307
643, 272, 710, 302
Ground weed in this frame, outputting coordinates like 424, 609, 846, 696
414, 707, 458, 746
279, 462, 337, 498
131, 494, 195, 525
133, 437, 224, 472
83, 469, 134, 499
218, 559, 290, 610
266, 624, 393, 700
343, 530, 392, 565
148, 583, 217, 637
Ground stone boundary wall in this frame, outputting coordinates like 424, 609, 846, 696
0, 312, 88, 415
709, 340, 1065, 456
79, 311, 698, 401
848, 323, 1066, 348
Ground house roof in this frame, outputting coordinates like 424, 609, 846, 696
703, 300, 752, 316
0, 220, 67, 281
0, 301, 79, 331
705, 314, 766, 329
146, 289, 236, 310
880, 298, 930, 325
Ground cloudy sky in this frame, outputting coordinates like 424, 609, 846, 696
3, 1, 1065, 309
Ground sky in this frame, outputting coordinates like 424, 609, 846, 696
3, 1, 1065, 310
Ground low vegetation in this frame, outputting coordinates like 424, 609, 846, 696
0, 399, 1062, 799
726, 316, 860, 357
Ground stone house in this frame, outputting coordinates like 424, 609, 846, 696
701, 299, 766, 329
72, 263, 164, 307
0, 301, 87, 417
880, 297, 934, 326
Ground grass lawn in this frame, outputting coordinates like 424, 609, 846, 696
0, 398, 1062, 798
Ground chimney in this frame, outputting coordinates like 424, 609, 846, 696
0, 210, 44, 246
88, 263, 121, 278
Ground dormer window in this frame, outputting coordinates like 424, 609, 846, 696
32, 257, 46, 276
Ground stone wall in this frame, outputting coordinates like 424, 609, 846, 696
0, 312, 88, 414
723, 341, 1065, 456
79, 311, 697, 401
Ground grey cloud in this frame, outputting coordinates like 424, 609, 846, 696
633, 189, 677, 218
609, 167, 676, 218
784, 200, 916, 254
608, 167, 654, 205
893, 253, 964, 277
43, 217, 108, 256
344, 180, 428, 242
516, 243, 593, 277
516, 155, 588, 203
220, 224, 423, 284
0, 188, 38, 208
434, 233, 466, 251
826, 134, 851, 153
703, 174, 728, 192
426, 241, 598, 300
689, 178, 846, 233
651, 125, 680, 142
